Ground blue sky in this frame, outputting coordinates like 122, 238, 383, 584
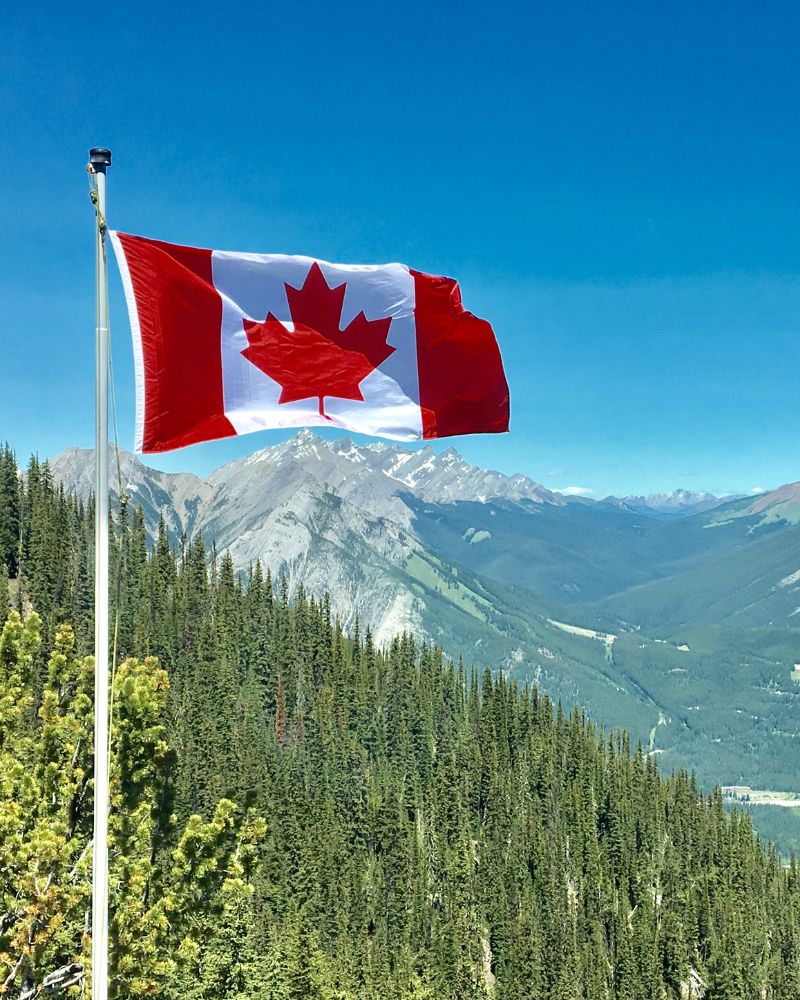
2, 1, 799, 497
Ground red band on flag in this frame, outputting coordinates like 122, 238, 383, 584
411, 270, 510, 439
114, 233, 235, 453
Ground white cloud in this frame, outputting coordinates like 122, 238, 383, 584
560, 486, 594, 497
750, 486, 766, 495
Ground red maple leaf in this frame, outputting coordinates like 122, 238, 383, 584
241, 262, 395, 418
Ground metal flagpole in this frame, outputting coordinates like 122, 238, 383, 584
88, 145, 112, 1000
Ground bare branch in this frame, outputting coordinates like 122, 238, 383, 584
19, 962, 84, 999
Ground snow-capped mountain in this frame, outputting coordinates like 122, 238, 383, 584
606, 489, 732, 517
50, 432, 559, 646
207, 431, 561, 521
349, 440, 562, 505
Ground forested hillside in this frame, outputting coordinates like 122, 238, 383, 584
1, 446, 800, 998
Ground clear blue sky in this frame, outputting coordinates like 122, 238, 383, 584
2, 1, 799, 497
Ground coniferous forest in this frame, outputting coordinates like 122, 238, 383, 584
1, 445, 799, 999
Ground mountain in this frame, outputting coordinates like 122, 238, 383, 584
352, 439, 563, 505
52, 436, 572, 653
52, 445, 214, 538
405, 486, 792, 608
56, 438, 427, 646
55, 430, 561, 532
50, 435, 800, 794
607, 489, 735, 517
52, 433, 571, 648
587, 484, 800, 631
708, 481, 800, 527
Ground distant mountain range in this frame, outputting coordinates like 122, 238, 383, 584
51, 433, 800, 794
602, 489, 740, 517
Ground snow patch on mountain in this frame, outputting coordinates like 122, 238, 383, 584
779, 569, 800, 589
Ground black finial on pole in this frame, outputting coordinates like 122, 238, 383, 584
89, 147, 112, 173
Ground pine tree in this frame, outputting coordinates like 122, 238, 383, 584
0, 611, 263, 998
0, 444, 20, 578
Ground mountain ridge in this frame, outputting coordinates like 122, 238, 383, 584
54, 430, 778, 521
604, 488, 741, 517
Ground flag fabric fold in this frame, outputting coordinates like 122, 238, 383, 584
110, 232, 510, 453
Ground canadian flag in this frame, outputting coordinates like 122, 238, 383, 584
110, 233, 510, 453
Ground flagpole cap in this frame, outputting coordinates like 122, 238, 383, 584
89, 147, 112, 172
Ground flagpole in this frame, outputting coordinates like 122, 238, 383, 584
88, 145, 112, 1000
